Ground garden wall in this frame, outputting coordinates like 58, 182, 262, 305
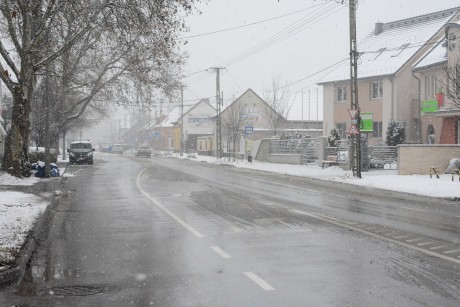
398, 144, 460, 175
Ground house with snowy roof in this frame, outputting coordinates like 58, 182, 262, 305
318, 7, 460, 145
172, 98, 216, 152
413, 19, 460, 144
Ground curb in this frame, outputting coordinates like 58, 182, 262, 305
0, 166, 67, 288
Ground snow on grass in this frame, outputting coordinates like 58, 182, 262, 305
175, 153, 460, 199
0, 172, 41, 186
0, 192, 47, 271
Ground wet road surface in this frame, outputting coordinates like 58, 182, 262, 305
0, 153, 459, 306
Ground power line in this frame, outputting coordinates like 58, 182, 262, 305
183, 2, 337, 78
221, 3, 344, 67
180, 3, 327, 40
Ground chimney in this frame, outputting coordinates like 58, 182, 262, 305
375, 22, 384, 35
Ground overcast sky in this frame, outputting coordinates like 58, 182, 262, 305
179, 0, 460, 121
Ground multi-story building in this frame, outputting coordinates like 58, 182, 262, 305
319, 7, 460, 145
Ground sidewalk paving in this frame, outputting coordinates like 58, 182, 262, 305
1, 153, 458, 284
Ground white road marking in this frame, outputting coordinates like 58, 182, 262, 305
364, 226, 378, 231
136, 169, 204, 238
429, 245, 447, 250
291, 209, 460, 265
393, 235, 410, 239
211, 246, 232, 259
417, 241, 433, 247
244, 272, 275, 291
231, 227, 243, 232
401, 207, 426, 212
443, 248, 460, 254
172, 194, 182, 197
406, 237, 424, 243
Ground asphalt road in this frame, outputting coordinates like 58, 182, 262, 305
0, 152, 459, 306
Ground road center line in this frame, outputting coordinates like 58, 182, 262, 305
244, 272, 275, 291
291, 209, 460, 265
136, 169, 204, 238
211, 246, 232, 259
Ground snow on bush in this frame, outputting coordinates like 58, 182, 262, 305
386, 121, 406, 146
328, 128, 341, 147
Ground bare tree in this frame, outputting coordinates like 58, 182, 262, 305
0, 0, 201, 177
222, 100, 246, 160
444, 65, 460, 108
263, 77, 291, 136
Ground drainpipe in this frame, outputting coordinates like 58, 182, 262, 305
389, 76, 394, 121
412, 72, 422, 143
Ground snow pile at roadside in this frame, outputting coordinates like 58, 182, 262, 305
177, 154, 460, 199
0, 192, 47, 271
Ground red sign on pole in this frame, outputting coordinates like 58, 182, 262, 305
348, 124, 359, 134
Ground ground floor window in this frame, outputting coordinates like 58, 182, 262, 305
372, 121, 383, 138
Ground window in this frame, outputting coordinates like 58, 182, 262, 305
336, 86, 347, 102
371, 81, 383, 99
425, 75, 439, 99
372, 121, 382, 138
336, 123, 346, 139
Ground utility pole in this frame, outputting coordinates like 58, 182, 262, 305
301, 91, 304, 134
349, 0, 361, 178
180, 85, 185, 156
211, 67, 225, 159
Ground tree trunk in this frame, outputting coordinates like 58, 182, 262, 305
1, 85, 32, 177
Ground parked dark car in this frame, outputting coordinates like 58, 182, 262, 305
68, 140, 95, 165
135, 145, 152, 158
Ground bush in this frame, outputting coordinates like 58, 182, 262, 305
29, 149, 57, 164
328, 128, 341, 147
386, 121, 405, 146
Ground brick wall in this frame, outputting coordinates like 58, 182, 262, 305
439, 118, 457, 144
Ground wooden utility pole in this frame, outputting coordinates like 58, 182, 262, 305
211, 67, 225, 159
349, 0, 361, 178
180, 85, 185, 156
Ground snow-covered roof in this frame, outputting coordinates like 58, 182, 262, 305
319, 7, 460, 84
413, 39, 447, 70
71, 140, 91, 144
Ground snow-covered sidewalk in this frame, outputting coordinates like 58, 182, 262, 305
0, 174, 48, 272
176, 154, 460, 200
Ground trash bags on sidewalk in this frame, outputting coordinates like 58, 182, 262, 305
31, 161, 60, 177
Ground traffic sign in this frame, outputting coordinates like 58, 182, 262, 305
245, 126, 253, 135
348, 109, 358, 119
348, 124, 359, 134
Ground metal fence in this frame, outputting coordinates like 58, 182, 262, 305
269, 137, 321, 165
270, 137, 397, 169
368, 146, 398, 168
326, 140, 397, 170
